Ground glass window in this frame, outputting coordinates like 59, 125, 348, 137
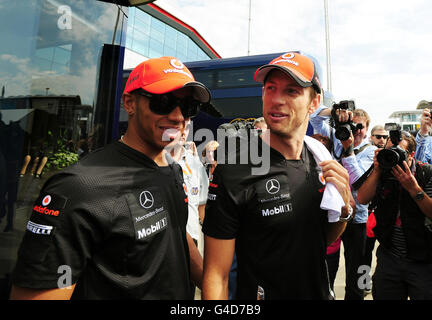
0, 0, 127, 296
134, 19, 150, 35
149, 38, 164, 58
124, 8, 212, 63
215, 67, 260, 88
53, 46, 71, 66
163, 46, 177, 57
211, 96, 263, 118
135, 7, 151, 25
35, 47, 55, 61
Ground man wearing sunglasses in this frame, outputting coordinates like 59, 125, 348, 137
10, 57, 210, 299
310, 105, 376, 300
370, 125, 389, 148
415, 108, 432, 164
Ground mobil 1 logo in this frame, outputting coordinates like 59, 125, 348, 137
125, 189, 169, 241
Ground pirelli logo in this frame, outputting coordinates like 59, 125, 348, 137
137, 217, 168, 239
26, 221, 54, 235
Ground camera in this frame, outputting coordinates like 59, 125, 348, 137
330, 100, 363, 141
376, 123, 407, 170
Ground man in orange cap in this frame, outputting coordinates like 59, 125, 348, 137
10, 57, 209, 299
202, 52, 352, 299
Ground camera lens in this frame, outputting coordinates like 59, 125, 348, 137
377, 149, 399, 170
335, 124, 351, 141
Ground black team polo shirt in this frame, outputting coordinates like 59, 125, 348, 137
12, 141, 193, 299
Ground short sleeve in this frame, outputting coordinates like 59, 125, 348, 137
12, 173, 108, 289
202, 166, 240, 239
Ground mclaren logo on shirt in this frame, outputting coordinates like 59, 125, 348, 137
137, 217, 168, 239
261, 204, 292, 217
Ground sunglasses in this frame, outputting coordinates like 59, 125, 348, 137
135, 90, 202, 118
373, 134, 388, 139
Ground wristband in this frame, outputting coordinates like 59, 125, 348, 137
339, 204, 353, 222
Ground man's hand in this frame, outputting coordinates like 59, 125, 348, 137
419, 108, 432, 136
336, 109, 353, 124
391, 161, 421, 197
319, 160, 351, 206
341, 131, 354, 154
335, 109, 354, 154
373, 148, 383, 173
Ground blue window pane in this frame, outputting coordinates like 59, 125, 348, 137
149, 38, 163, 57
34, 56, 52, 71
35, 47, 54, 61
165, 24, 177, 39
163, 47, 176, 57
125, 35, 132, 49
53, 47, 71, 65
135, 8, 151, 25
151, 17, 165, 34
132, 37, 149, 56
133, 29, 150, 44
128, 7, 135, 26
177, 33, 188, 47
134, 20, 150, 35
176, 43, 187, 55
150, 27, 164, 41
51, 62, 69, 75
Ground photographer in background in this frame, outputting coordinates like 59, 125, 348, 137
370, 125, 389, 149
357, 128, 432, 300
310, 102, 376, 300
359, 124, 389, 296
415, 108, 432, 164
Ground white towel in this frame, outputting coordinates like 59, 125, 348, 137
304, 135, 346, 222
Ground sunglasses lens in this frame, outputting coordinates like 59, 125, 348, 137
181, 99, 200, 118
374, 135, 388, 139
148, 93, 201, 118
159, 95, 176, 114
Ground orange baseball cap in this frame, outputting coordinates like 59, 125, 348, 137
254, 52, 322, 94
124, 56, 210, 102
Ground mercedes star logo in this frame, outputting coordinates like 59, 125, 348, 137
266, 179, 280, 194
139, 191, 154, 209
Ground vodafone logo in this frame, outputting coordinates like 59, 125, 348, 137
34, 194, 60, 217
170, 58, 184, 69
164, 59, 193, 79
42, 195, 52, 206
272, 52, 299, 67
282, 52, 295, 60
319, 173, 326, 185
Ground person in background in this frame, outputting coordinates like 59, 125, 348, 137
370, 125, 389, 149
201, 140, 219, 177
415, 108, 432, 164
310, 105, 376, 300
357, 132, 432, 300
360, 124, 389, 296
253, 117, 267, 132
